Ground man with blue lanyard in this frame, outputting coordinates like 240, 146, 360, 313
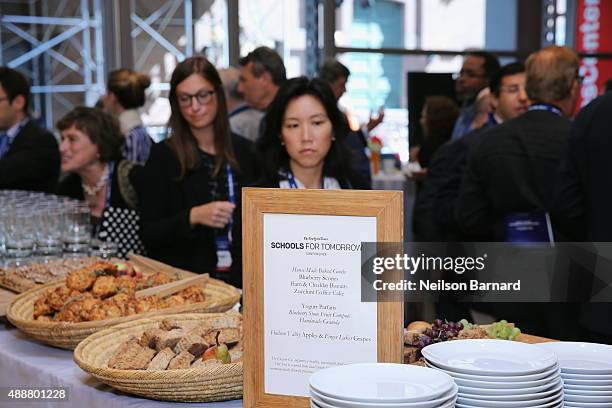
0, 67, 59, 192
454, 46, 582, 340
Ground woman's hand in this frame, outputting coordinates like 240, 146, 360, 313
190, 201, 236, 228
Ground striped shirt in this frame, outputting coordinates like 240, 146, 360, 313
123, 125, 153, 164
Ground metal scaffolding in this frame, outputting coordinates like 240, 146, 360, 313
0, 0, 105, 129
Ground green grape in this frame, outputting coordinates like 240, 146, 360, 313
487, 320, 521, 340
459, 318, 478, 330
509, 327, 521, 340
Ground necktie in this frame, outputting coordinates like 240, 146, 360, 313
0, 132, 10, 159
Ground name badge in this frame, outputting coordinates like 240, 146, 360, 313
216, 235, 232, 272
504, 210, 554, 246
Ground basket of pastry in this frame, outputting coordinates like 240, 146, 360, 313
0, 256, 102, 293
74, 312, 243, 402
6, 260, 241, 349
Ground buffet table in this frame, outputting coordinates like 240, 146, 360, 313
0, 322, 243, 408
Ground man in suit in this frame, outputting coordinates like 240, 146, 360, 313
431, 62, 529, 242
555, 91, 612, 345
454, 46, 581, 339
0, 67, 60, 192
456, 46, 580, 241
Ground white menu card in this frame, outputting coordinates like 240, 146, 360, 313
263, 213, 378, 397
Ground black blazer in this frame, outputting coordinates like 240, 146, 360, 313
455, 109, 570, 240
139, 134, 259, 288
556, 92, 612, 241
0, 120, 60, 192
555, 93, 612, 340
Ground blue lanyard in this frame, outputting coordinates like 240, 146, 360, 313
286, 171, 299, 189
228, 105, 250, 118
219, 163, 235, 242
286, 170, 326, 189
105, 161, 115, 208
528, 104, 563, 117
226, 164, 235, 204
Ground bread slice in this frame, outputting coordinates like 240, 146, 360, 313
139, 328, 166, 348
174, 332, 210, 358
202, 327, 241, 347
155, 329, 187, 351
167, 350, 195, 369
146, 347, 175, 371
108, 337, 156, 370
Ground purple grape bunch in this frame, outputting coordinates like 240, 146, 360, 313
417, 319, 464, 349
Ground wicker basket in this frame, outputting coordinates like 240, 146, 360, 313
6, 275, 240, 350
74, 313, 243, 402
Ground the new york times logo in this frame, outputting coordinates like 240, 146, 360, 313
372, 253, 487, 275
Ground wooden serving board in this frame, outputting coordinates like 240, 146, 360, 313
0, 287, 17, 317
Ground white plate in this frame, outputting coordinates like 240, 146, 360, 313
561, 371, 612, 381
453, 375, 560, 390
457, 391, 562, 407
564, 393, 612, 403
562, 376, 612, 386
458, 380, 563, 401
310, 385, 458, 408
309, 363, 454, 403
565, 386, 612, 396
456, 399, 563, 408
458, 377, 562, 396
422, 339, 558, 376
565, 383, 612, 392
565, 401, 612, 408
425, 360, 561, 382
535, 342, 612, 374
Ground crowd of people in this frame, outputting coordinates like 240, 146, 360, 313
1, 44, 611, 344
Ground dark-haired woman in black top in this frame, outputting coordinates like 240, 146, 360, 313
256, 76, 367, 190
140, 57, 258, 288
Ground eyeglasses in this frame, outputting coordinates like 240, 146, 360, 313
453, 69, 487, 80
176, 90, 215, 107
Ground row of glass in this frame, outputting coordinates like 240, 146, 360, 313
0, 190, 116, 267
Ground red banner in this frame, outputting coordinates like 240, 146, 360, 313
575, 0, 612, 107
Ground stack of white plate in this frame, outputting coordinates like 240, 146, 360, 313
309, 363, 458, 408
421, 339, 563, 408
536, 342, 612, 407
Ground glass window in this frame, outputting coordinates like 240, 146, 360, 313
131, 0, 227, 135
336, 0, 517, 52
239, 0, 307, 78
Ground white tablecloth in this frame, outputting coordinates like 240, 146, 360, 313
0, 322, 243, 408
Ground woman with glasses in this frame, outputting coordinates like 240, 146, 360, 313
140, 56, 258, 287
256, 76, 365, 189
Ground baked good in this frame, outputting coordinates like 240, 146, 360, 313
108, 337, 156, 370
146, 347, 175, 371
167, 351, 195, 369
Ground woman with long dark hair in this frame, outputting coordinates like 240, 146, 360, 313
257, 76, 366, 189
140, 57, 258, 287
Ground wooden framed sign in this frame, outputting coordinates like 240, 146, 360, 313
242, 188, 404, 408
